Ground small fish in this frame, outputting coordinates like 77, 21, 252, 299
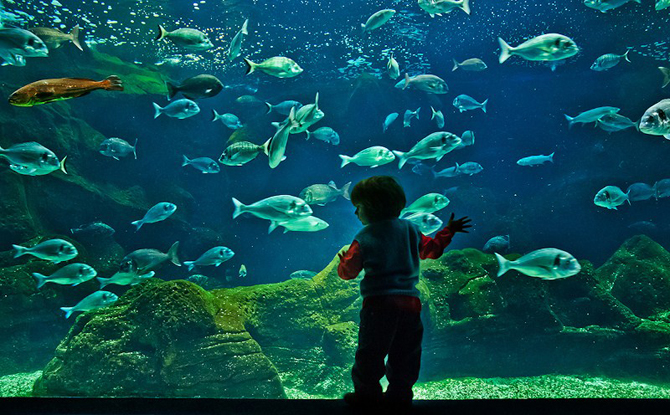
405, 212, 443, 235
13, 239, 78, 263
498, 34, 579, 64
268, 100, 302, 116
456, 161, 484, 175
639, 99, 670, 139
339, 146, 396, 168
517, 152, 554, 166
212, 110, 243, 129
0, 142, 67, 176
267, 107, 298, 168
268, 216, 329, 234
219, 141, 266, 166
97, 271, 155, 289
166, 74, 223, 100
483, 235, 510, 254
626, 183, 656, 202
239, 264, 247, 278
659, 67, 670, 88
594, 185, 630, 209
387, 52, 400, 79
9, 76, 123, 107
153, 99, 200, 120
584, 0, 641, 13
228, 19, 249, 62
654, 178, 670, 198
71, 222, 115, 237
495, 249, 581, 280
60, 291, 118, 319
418, 0, 471, 17
290, 270, 317, 280
432, 164, 460, 179
393, 132, 462, 169
33, 263, 97, 289
155, 25, 213, 50
401, 193, 450, 216
403, 73, 448, 94
565, 107, 620, 128
404, 107, 421, 128
29, 25, 83, 51
232, 195, 313, 221
361, 9, 396, 33
452, 57, 487, 71
430, 107, 445, 128
131, 202, 177, 231
121, 241, 181, 274
99, 138, 137, 160
299, 181, 351, 206
590, 50, 631, 71
453, 94, 488, 113
244, 56, 303, 78
184, 246, 235, 271
0, 28, 49, 66
596, 113, 638, 133
306, 127, 340, 145
182, 155, 220, 174
383, 112, 399, 132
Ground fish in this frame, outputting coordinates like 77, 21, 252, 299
29, 25, 83, 51
239, 264, 247, 278
564, 107, 620, 128
418, 0, 471, 17
659, 67, 670, 88
232, 195, 313, 221
290, 270, 317, 280
483, 235, 510, 254
393, 132, 462, 169
361, 9, 396, 33
166, 75, 223, 100
184, 246, 235, 271
517, 153, 554, 166
401, 193, 450, 216
452, 57, 487, 71
654, 178, 670, 198
71, 222, 115, 237
590, 50, 631, 71
0, 142, 67, 176
498, 34, 579, 64
383, 112, 399, 132
456, 161, 484, 175
404, 212, 443, 235
584, 0, 641, 13
33, 263, 97, 289
495, 249, 581, 280
267, 107, 298, 168
432, 164, 460, 179
431, 107, 445, 128
131, 202, 177, 231
234, 95, 272, 117
596, 113, 638, 133
594, 185, 630, 209
212, 110, 243, 129
0, 28, 48, 66
268, 216, 329, 234
155, 25, 213, 50
639, 99, 670, 139
299, 181, 352, 206
182, 156, 220, 174
291, 92, 324, 134
306, 127, 340, 145
99, 138, 137, 160
457, 130, 476, 149
387, 52, 400, 79
121, 241, 181, 275
268, 100, 302, 115
453, 94, 488, 113
403, 73, 448, 94
13, 239, 78, 264
9, 76, 123, 107
244, 56, 303, 78
626, 183, 656, 202
60, 291, 118, 319
219, 141, 266, 166
153, 99, 200, 120
339, 146, 396, 168
403, 108, 421, 128
657, 0, 670, 10
228, 18, 249, 62
97, 271, 155, 290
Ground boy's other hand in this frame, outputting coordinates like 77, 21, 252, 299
447, 213, 472, 234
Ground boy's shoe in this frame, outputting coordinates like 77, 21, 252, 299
343, 391, 384, 409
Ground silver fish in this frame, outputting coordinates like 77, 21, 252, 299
361, 9, 396, 33
0, 28, 48, 66
401, 193, 450, 216
384, 112, 399, 132
339, 146, 395, 168
639, 99, 670, 139
483, 235, 510, 254
184, 246, 234, 271
13, 239, 78, 264
452, 57, 487, 71
0, 141, 66, 176
453, 94, 488, 113
60, 291, 118, 319
594, 185, 630, 210
306, 127, 339, 145
153, 99, 200, 119
393, 132, 462, 169
33, 263, 97, 289
430, 107, 445, 128
219, 141, 266, 166
268, 216, 329, 234
99, 138, 137, 160
299, 181, 351, 206
122, 242, 181, 274
131, 202, 177, 231
182, 156, 220, 174
155, 25, 213, 50
496, 249, 581, 280
404, 212, 443, 234
403, 73, 448, 94
498, 33, 579, 64
517, 153, 554, 166
564, 106, 620, 128
590, 50, 631, 71
232, 195, 312, 221
228, 19, 249, 62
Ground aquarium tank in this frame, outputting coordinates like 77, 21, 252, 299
2, 0, 670, 402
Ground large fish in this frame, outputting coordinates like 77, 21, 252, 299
401, 193, 450, 216
266, 107, 298, 168
60, 291, 118, 319
33, 263, 97, 289
291, 93, 323, 134
418, 0, 471, 17
393, 132, 462, 169
122, 242, 181, 274
166, 74, 223, 100
13, 239, 78, 264
0, 28, 48, 66
244, 56, 303, 78
299, 181, 351, 206
29, 26, 83, 51
9, 76, 123, 107
0, 142, 67, 176
639, 99, 670, 139
498, 34, 579, 64
594, 185, 630, 210
232, 195, 313, 221
564, 106, 620, 128
339, 146, 396, 168
496, 249, 581, 280
268, 216, 329, 234
361, 9, 396, 33
155, 25, 213, 50
404, 212, 443, 235
403, 73, 448, 94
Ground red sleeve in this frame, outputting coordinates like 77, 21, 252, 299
337, 240, 363, 280
419, 227, 454, 260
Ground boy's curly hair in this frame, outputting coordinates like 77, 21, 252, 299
350, 176, 406, 222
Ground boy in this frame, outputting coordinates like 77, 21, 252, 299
337, 176, 471, 409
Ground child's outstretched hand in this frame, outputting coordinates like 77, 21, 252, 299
447, 213, 472, 234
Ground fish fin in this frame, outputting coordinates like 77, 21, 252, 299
59, 156, 68, 174
12, 244, 27, 259
156, 24, 167, 41
564, 114, 574, 129
184, 261, 195, 271
113, 156, 120, 161
461, 0, 471, 15
659, 67, 670, 88
338, 155, 351, 168
393, 150, 407, 169
415, 107, 421, 120
341, 181, 352, 200
481, 99, 488, 113
283, 229, 289, 234
166, 81, 178, 100
494, 253, 510, 277
403, 73, 410, 90
232, 197, 246, 219
268, 221, 279, 234
101, 75, 123, 91
623, 49, 631, 63
97, 277, 110, 290
261, 137, 271, 157
498, 37, 513, 64
60, 307, 74, 319
152, 103, 163, 119
243, 58, 255, 75
132, 139, 138, 159
32, 273, 47, 289
430, 106, 436, 120
264, 102, 272, 114
305, 130, 311, 141
549, 152, 555, 162
168, 241, 181, 266
328, 180, 337, 189
212, 109, 220, 122
131, 220, 143, 232
182, 155, 191, 167
70, 25, 83, 51
241, 19, 249, 35
452, 58, 459, 72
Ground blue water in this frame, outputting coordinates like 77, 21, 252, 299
2, 0, 670, 285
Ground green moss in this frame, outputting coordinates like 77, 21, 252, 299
0, 371, 42, 397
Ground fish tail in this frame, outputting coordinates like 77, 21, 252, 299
132, 138, 138, 159
32, 273, 48, 289
268, 221, 279, 234
152, 103, 163, 119
494, 253, 511, 277
341, 181, 352, 200
623, 49, 631, 63
403, 73, 410, 90
232, 197, 247, 219
481, 99, 488, 113
264, 102, 272, 114
70, 25, 83, 51
549, 152, 555, 163
261, 137, 271, 157
182, 155, 191, 167
131, 220, 144, 232
338, 155, 351, 168
452, 58, 459, 72
212, 109, 220, 122
156, 24, 168, 41
415, 107, 421, 120
168, 241, 181, 266
564, 114, 575, 129
498, 37, 513, 64
166, 80, 178, 100
244, 58, 255, 75
60, 307, 74, 319
393, 150, 407, 170
59, 156, 67, 174
101, 75, 123, 91
660, 67, 670, 88
313, 92, 320, 109
184, 261, 195, 271
12, 244, 27, 258
97, 277, 110, 290
461, 0, 471, 15
241, 19, 249, 35
431, 106, 437, 120
305, 130, 311, 141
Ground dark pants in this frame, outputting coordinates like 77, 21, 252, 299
351, 300, 424, 400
